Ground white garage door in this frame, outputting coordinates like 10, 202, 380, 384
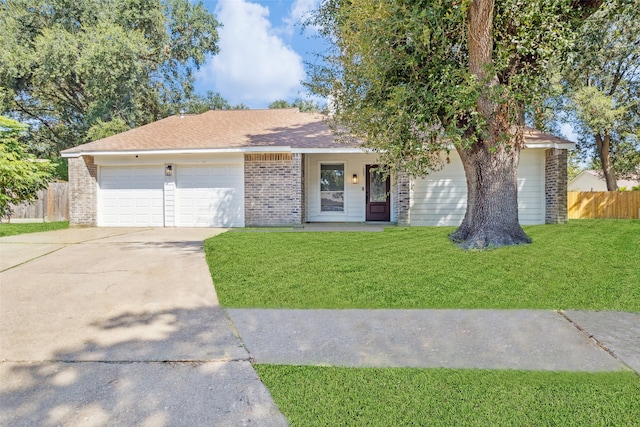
99, 167, 164, 227
175, 165, 244, 227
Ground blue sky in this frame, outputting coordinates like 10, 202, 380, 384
194, 0, 325, 108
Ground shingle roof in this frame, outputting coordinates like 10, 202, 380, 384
522, 127, 574, 148
61, 109, 574, 155
62, 109, 337, 154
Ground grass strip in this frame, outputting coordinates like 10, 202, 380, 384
0, 221, 69, 237
255, 365, 640, 426
205, 220, 640, 311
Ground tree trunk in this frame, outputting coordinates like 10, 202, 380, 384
449, 0, 531, 249
595, 133, 618, 191
450, 142, 532, 249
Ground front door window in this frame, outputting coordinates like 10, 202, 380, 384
369, 168, 387, 203
320, 164, 344, 212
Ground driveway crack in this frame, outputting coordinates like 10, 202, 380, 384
0, 246, 67, 273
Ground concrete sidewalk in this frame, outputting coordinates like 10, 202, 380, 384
227, 309, 640, 373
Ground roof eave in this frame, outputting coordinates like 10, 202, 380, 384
60, 142, 574, 158
528, 142, 576, 150
293, 147, 371, 154
61, 146, 295, 158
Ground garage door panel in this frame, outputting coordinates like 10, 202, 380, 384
228, 167, 242, 177
99, 167, 164, 227
176, 165, 244, 227
118, 198, 134, 208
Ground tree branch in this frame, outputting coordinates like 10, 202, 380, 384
12, 100, 56, 134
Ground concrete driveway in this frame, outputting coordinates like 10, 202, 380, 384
0, 228, 287, 426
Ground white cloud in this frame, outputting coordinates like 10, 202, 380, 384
284, 0, 321, 36
196, 0, 306, 108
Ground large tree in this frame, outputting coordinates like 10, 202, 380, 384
562, 0, 640, 190
308, 0, 603, 248
0, 0, 220, 157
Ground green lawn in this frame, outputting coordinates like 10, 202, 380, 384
0, 221, 69, 237
206, 220, 640, 425
204, 219, 640, 311
255, 366, 640, 426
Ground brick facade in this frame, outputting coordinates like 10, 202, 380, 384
545, 148, 568, 224
394, 172, 411, 226
68, 155, 98, 226
244, 153, 305, 226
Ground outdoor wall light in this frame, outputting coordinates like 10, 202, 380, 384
352, 174, 358, 184
165, 165, 173, 176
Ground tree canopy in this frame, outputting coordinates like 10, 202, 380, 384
560, 0, 640, 189
0, 0, 220, 157
307, 0, 604, 248
308, 0, 601, 176
268, 98, 323, 112
0, 116, 54, 220
181, 91, 249, 114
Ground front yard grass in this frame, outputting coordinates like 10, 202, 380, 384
204, 219, 640, 311
206, 220, 640, 425
0, 221, 69, 237
255, 366, 640, 426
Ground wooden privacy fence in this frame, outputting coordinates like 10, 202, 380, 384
9, 182, 69, 221
568, 191, 640, 219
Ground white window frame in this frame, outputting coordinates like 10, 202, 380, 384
319, 162, 347, 215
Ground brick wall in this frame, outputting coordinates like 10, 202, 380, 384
68, 155, 98, 226
545, 148, 568, 224
394, 172, 411, 226
244, 153, 305, 226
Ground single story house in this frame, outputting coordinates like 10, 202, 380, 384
568, 170, 640, 192
61, 109, 572, 228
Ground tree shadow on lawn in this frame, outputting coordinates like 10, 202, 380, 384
0, 307, 286, 427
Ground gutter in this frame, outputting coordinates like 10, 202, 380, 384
60, 142, 574, 158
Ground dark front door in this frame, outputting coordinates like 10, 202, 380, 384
366, 165, 391, 221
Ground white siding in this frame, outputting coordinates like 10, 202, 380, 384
410, 149, 546, 226
306, 153, 383, 222
99, 166, 165, 227
410, 153, 467, 226
568, 171, 607, 192
517, 149, 545, 225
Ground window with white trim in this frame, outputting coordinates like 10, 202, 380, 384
320, 163, 344, 212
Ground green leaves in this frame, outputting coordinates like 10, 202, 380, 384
307, 0, 596, 177
0, 116, 54, 219
268, 98, 322, 112
0, 0, 221, 155
163, 0, 220, 66
572, 86, 627, 134
308, 0, 476, 176
562, 0, 640, 180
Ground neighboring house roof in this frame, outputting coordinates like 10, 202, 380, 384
61, 109, 575, 157
568, 170, 640, 191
